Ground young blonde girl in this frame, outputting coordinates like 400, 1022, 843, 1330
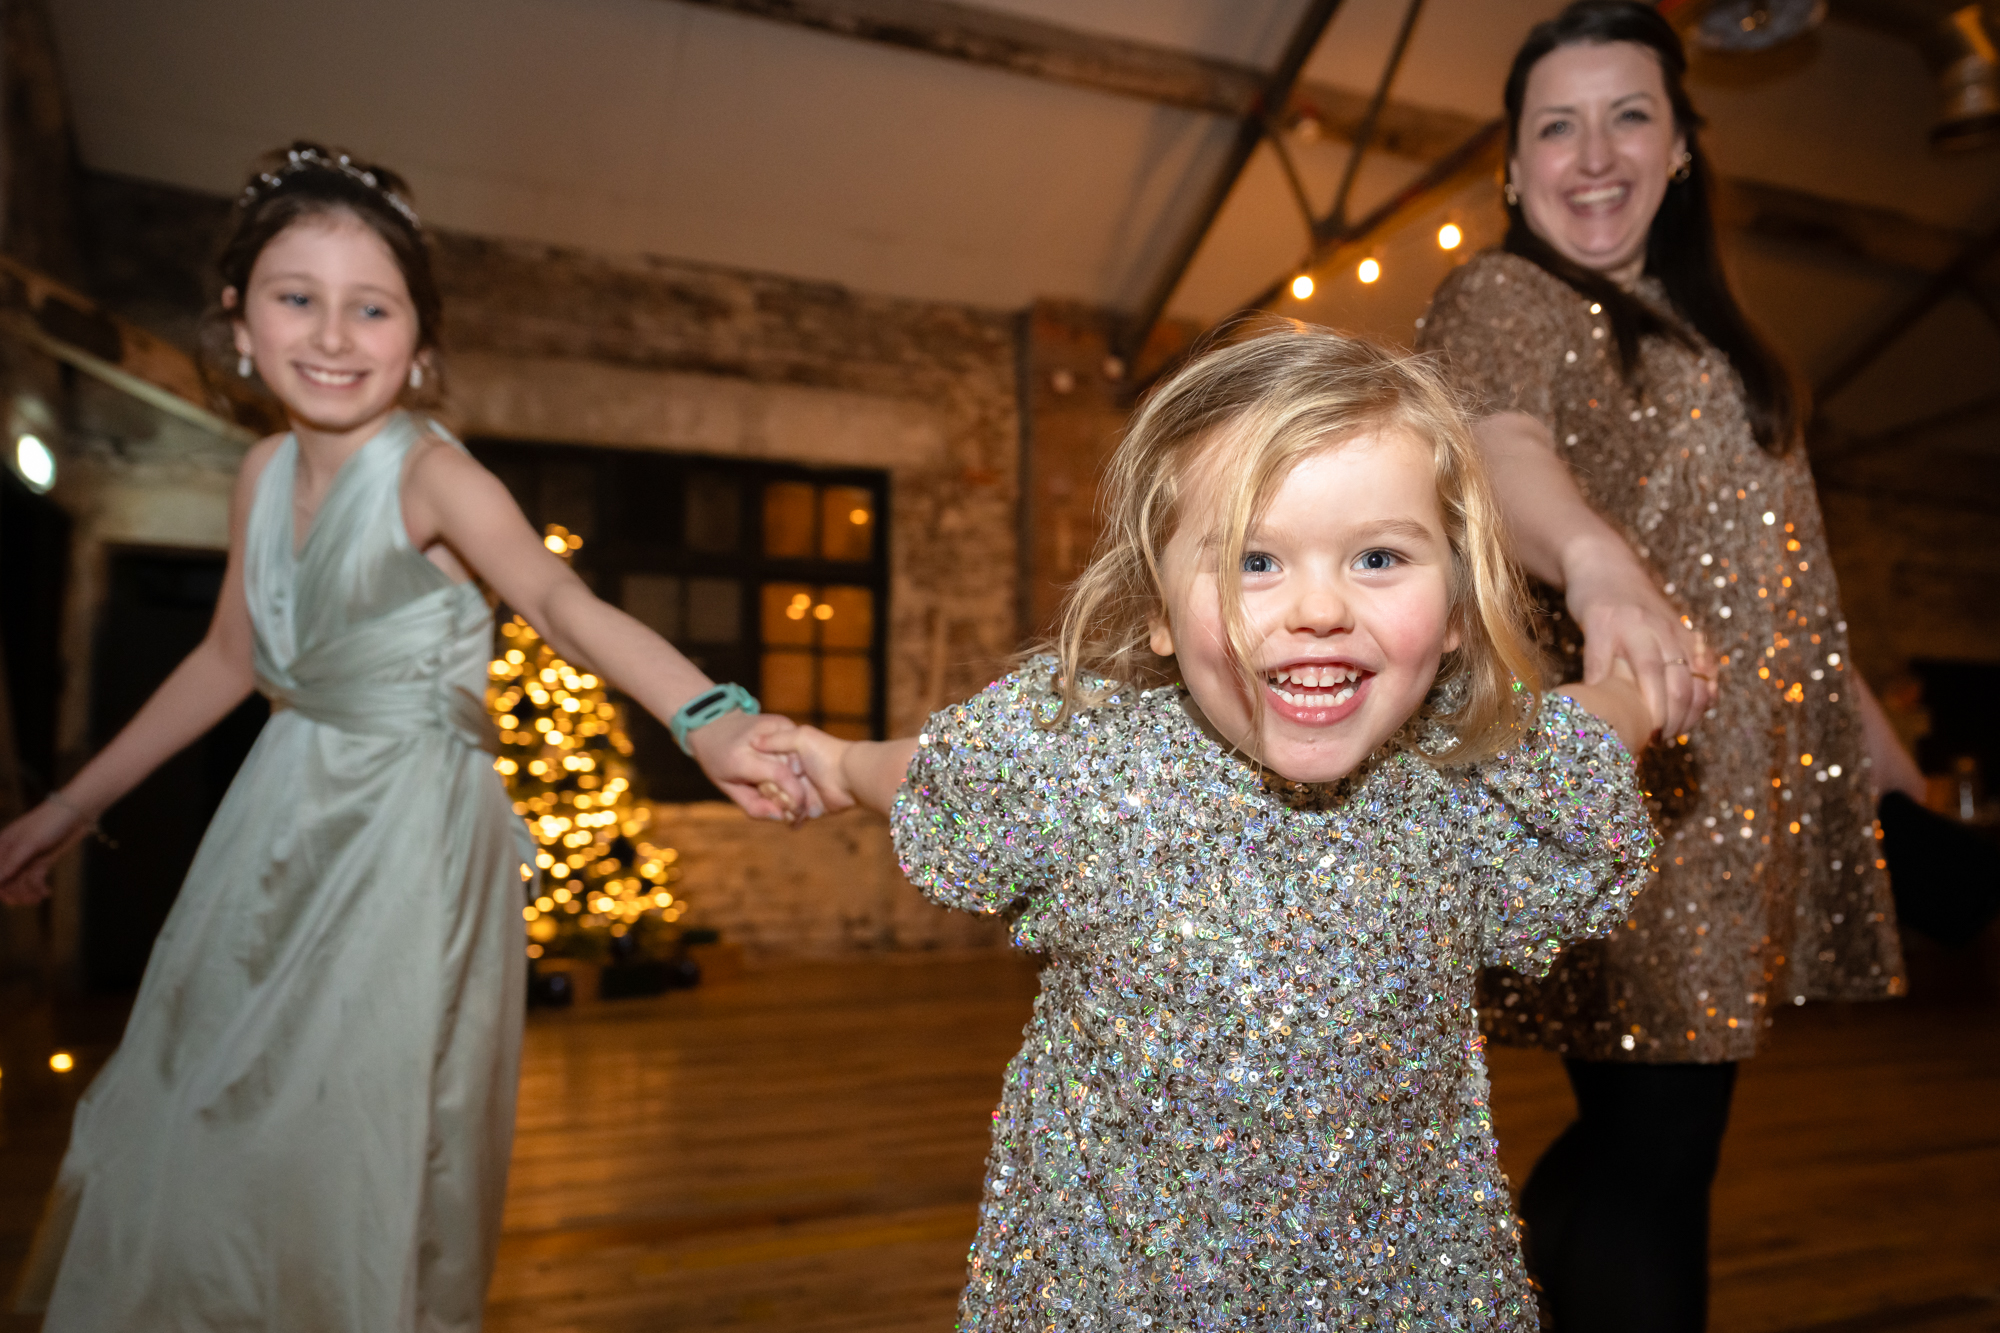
0, 144, 805, 1331
773, 325, 1656, 1330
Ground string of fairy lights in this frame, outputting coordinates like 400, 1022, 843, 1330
1285, 221, 1466, 303
489, 524, 686, 961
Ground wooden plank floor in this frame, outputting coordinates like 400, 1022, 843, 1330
487, 954, 1042, 1333
3, 953, 1995, 1331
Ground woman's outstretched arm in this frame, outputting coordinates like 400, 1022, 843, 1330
0, 438, 278, 904
1475, 410, 1715, 739
402, 441, 815, 822
1851, 673, 1926, 803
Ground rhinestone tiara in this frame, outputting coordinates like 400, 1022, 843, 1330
239, 146, 421, 230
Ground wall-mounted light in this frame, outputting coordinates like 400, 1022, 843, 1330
1357, 259, 1381, 284
1437, 224, 1463, 250
13, 434, 54, 493
1290, 274, 1315, 300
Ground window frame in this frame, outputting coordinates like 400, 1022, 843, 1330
467, 437, 892, 798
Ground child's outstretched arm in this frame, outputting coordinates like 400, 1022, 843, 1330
764, 727, 919, 818
1461, 656, 1661, 980
400, 441, 811, 821
1549, 657, 1654, 754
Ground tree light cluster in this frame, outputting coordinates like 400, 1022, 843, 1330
487, 526, 685, 960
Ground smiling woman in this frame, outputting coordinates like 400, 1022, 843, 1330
1417, 6, 1911, 1330
1509, 40, 1684, 286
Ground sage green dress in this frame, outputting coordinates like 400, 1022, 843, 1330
21, 413, 531, 1332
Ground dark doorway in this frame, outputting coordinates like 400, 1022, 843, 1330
83, 548, 265, 992
1, 468, 72, 799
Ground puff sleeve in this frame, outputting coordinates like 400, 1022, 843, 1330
1452, 693, 1658, 976
889, 659, 1072, 926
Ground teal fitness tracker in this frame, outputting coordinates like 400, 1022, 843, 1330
669, 683, 761, 755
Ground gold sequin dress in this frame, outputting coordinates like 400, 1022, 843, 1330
1418, 250, 1903, 1064
892, 661, 1656, 1330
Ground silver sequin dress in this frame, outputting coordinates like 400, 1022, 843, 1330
1418, 250, 1903, 1064
890, 661, 1655, 1331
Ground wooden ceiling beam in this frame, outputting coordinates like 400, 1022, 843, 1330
1114, 0, 1346, 363
665, 0, 1266, 116
1718, 177, 1977, 279
1816, 215, 2000, 402
671, 0, 1982, 333
1286, 80, 1487, 163
673, 0, 1509, 164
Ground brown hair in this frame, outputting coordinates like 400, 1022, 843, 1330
1045, 320, 1541, 767
206, 141, 441, 394
1501, 1, 1805, 453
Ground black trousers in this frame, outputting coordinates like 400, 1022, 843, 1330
1518, 1058, 1739, 1333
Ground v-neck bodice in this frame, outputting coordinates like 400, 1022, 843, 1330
244, 412, 495, 748
25, 430, 532, 1333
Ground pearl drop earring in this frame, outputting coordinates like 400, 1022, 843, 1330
237, 354, 253, 379
408, 363, 424, 390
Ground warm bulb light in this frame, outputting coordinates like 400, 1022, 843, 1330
543, 534, 566, 553
49, 1051, 74, 1073
849, 508, 869, 525
1290, 274, 1315, 300
14, 434, 54, 493
1357, 259, 1381, 284
1437, 224, 1463, 250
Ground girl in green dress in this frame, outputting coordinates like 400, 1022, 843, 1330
0, 143, 808, 1332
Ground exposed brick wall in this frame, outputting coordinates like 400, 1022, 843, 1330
68, 171, 1024, 959
642, 804, 1005, 957
1818, 487, 2000, 751
1016, 301, 1198, 640
0, 0, 88, 287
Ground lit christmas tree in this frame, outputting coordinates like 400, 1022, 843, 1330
489, 524, 685, 963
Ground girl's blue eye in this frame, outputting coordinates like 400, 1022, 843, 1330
1355, 549, 1399, 572
1538, 119, 1569, 138
1241, 552, 1278, 575
361, 304, 386, 319
280, 293, 309, 307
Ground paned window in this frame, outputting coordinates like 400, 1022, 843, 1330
470, 439, 889, 801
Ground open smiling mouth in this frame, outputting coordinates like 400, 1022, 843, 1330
297, 365, 367, 388
1565, 183, 1629, 212
1265, 663, 1367, 711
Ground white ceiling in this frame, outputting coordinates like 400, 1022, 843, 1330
43, 0, 2000, 321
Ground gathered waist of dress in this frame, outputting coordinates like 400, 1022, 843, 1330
254, 578, 499, 751
262, 674, 499, 753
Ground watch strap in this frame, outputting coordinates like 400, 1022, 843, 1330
669, 683, 761, 755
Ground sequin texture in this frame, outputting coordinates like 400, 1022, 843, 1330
1418, 251, 1903, 1063
891, 661, 1654, 1330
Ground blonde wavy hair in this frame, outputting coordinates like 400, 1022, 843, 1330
1044, 320, 1541, 767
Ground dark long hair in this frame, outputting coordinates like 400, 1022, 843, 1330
206, 142, 442, 397
1501, 1, 1803, 452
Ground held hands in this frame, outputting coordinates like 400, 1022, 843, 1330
0, 798, 95, 906
756, 726, 915, 819
1556, 657, 1655, 756
1562, 533, 1716, 740
685, 710, 825, 825
758, 725, 861, 815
